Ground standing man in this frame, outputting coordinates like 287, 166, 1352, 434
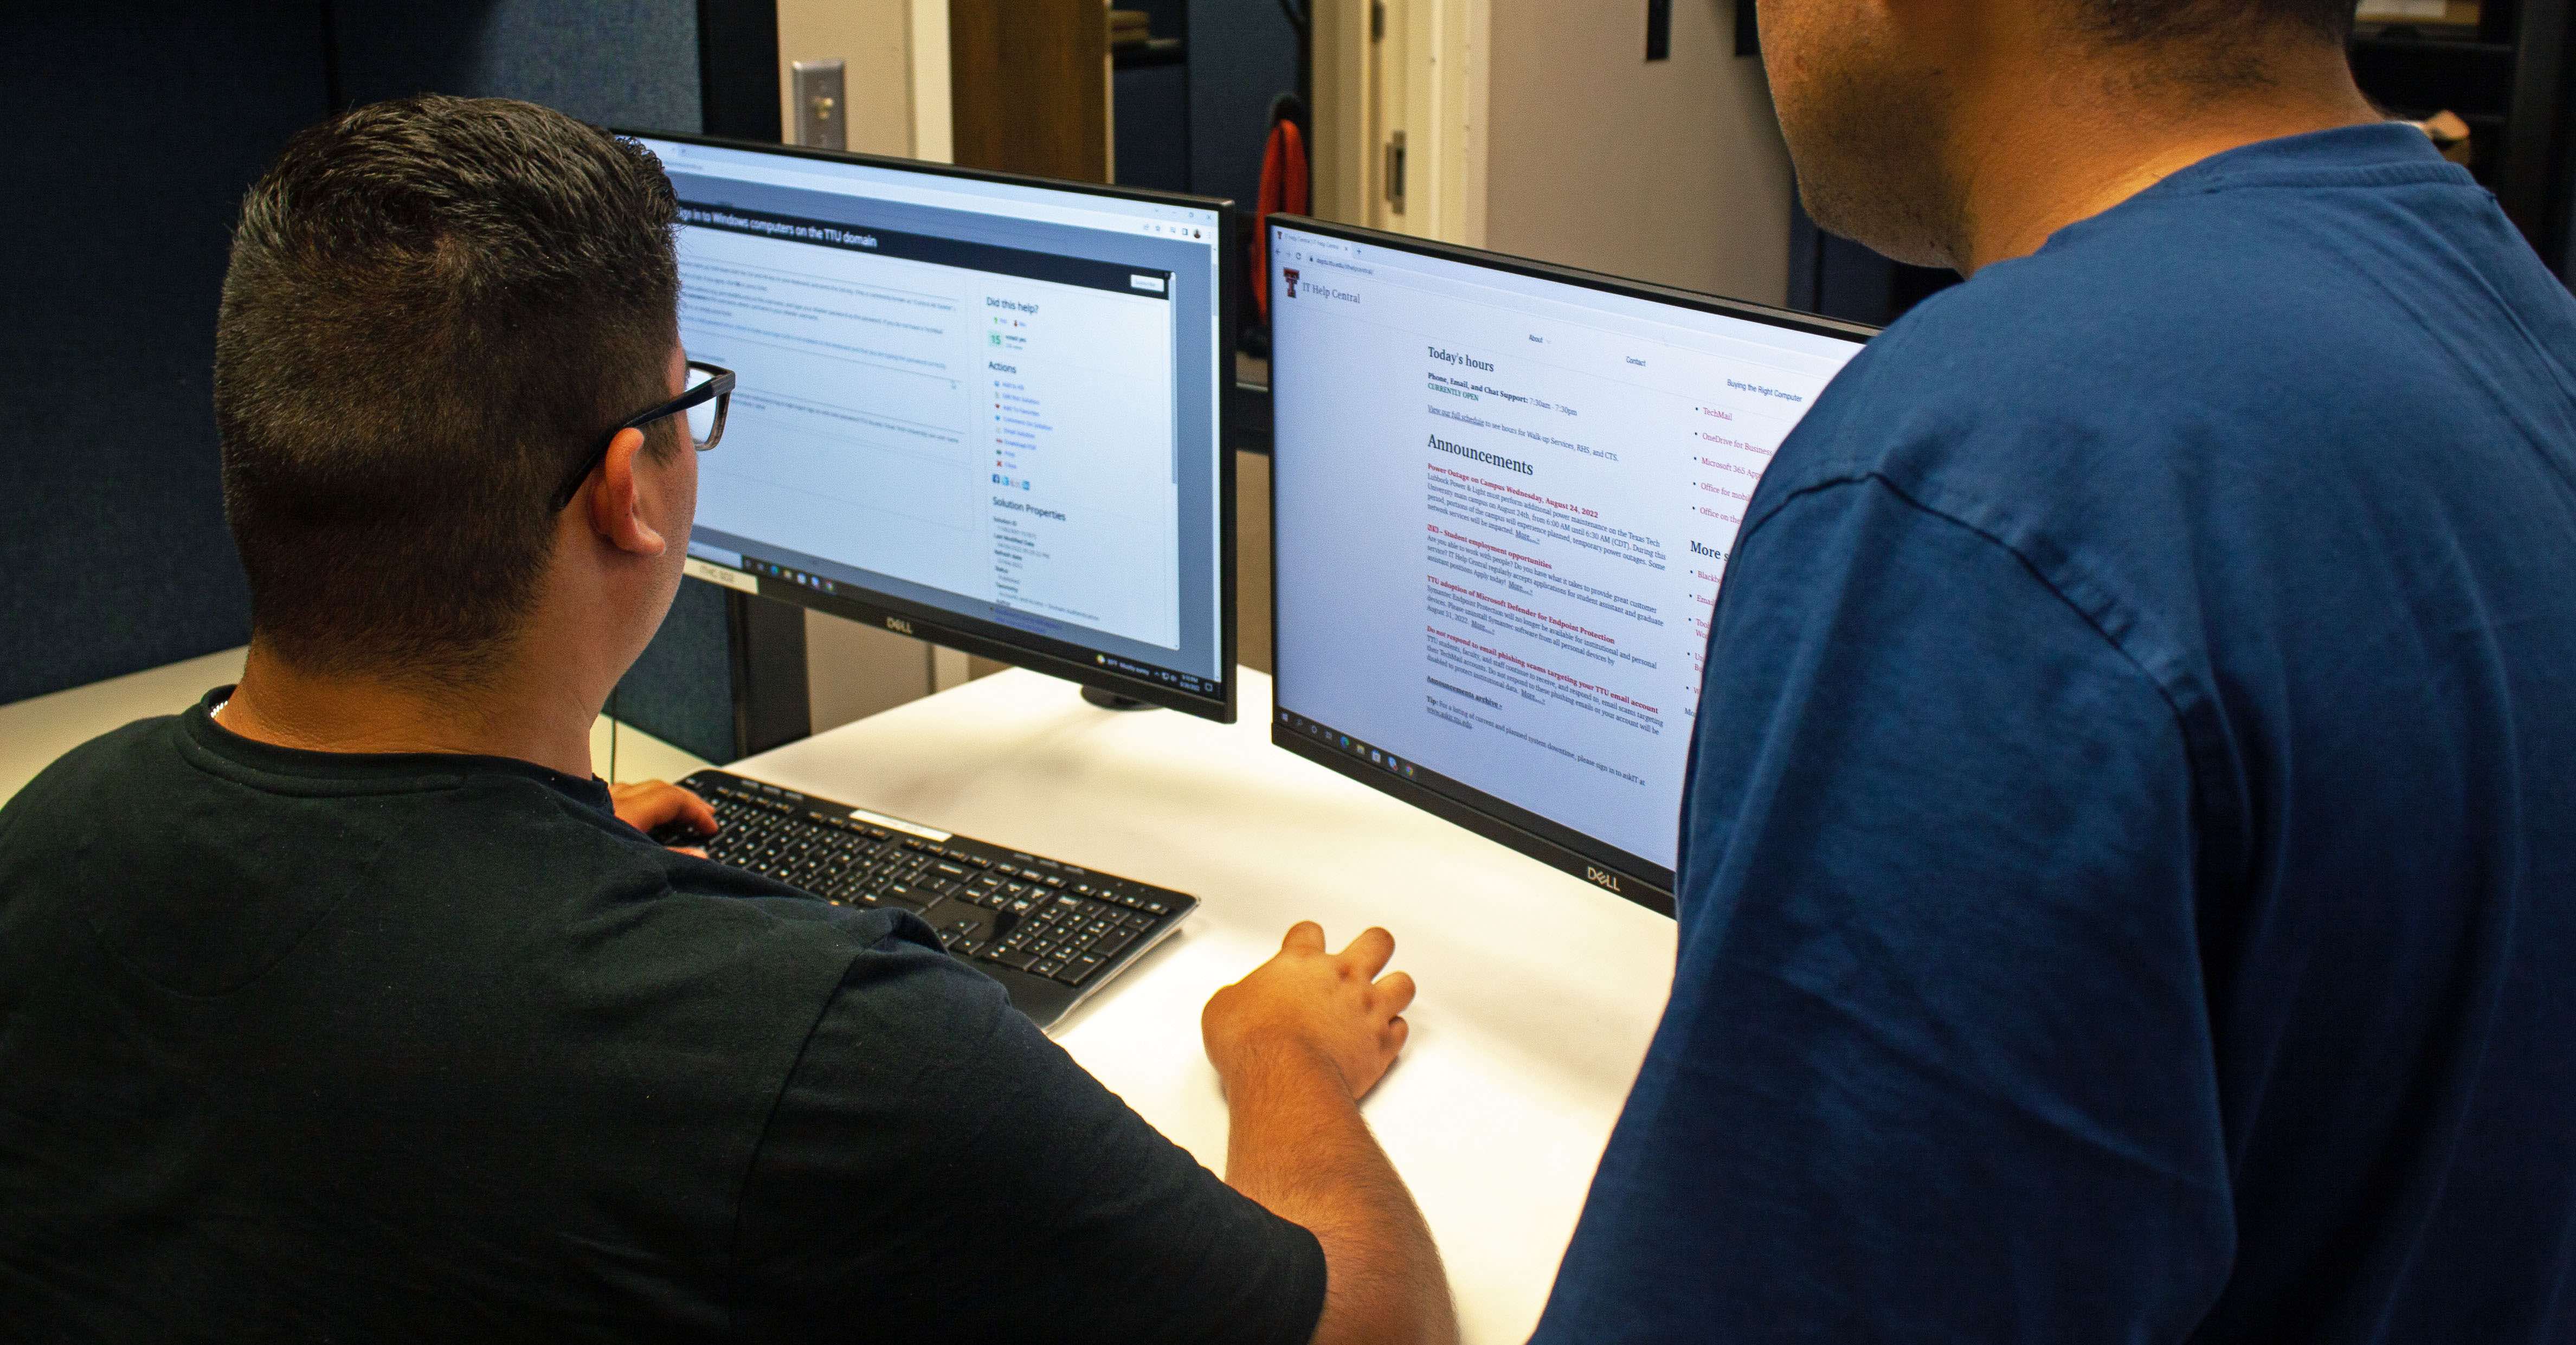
0, 97, 1453, 1345
1536, 1, 2575, 1341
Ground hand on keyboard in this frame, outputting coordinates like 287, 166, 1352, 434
611, 780, 719, 855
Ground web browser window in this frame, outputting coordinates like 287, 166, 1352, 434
1270, 223, 1869, 886
637, 136, 1231, 696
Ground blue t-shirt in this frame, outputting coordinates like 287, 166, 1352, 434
1532, 125, 2576, 1342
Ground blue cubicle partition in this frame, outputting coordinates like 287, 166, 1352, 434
0, 7, 320, 706
4, 0, 771, 765
329, 0, 704, 137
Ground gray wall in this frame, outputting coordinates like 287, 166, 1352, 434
1485, 0, 1794, 307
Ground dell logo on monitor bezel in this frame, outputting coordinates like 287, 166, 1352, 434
1585, 866, 1622, 892
885, 616, 914, 635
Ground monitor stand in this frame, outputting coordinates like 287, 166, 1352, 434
1082, 686, 1156, 712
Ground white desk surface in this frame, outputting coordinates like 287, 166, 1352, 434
737, 667, 1677, 1344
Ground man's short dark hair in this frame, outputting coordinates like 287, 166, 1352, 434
214, 96, 680, 683
2073, 0, 2358, 46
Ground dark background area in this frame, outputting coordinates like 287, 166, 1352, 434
1110, 0, 1302, 213
1, 8, 325, 706
329, 1, 704, 130
0, 0, 755, 761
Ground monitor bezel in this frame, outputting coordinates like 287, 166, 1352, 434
1263, 214, 1878, 916
624, 128, 1240, 724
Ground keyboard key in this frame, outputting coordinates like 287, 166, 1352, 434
1056, 955, 1104, 985
987, 949, 1039, 971
1030, 958, 1063, 978
1088, 931, 1136, 961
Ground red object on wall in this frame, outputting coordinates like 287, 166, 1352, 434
1252, 117, 1310, 320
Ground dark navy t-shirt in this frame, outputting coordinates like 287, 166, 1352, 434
0, 697, 1324, 1343
1532, 125, 2576, 1342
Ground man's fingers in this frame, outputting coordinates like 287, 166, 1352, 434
1341, 926, 1396, 978
611, 782, 716, 838
1387, 1017, 1410, 1052
673, 846, 710, 859
634, 783, 713, 832
1374, 970, 1417, 1016
1281, 921, 1327, 955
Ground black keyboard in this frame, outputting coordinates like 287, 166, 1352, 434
653, 770, 1196, 1029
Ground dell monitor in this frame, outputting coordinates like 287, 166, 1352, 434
628, 133, 1239, 722
1266, 218, 1875, 912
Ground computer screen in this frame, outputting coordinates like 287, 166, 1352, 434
629, 133, 1238, 721
1267, 218, 1873, 911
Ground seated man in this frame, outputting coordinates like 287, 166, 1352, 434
0, 96, 1453, 1345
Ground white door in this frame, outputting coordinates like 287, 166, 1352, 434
1313, 0, 1485, 243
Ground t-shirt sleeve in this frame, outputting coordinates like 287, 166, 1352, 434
1531, 478, 2236, 1343
727, 931, 1326, 1345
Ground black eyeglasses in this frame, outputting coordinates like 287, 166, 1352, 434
550, 361, 736, 511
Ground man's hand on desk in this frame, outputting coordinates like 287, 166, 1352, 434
609, 780, 717, 857
1206, 925, 1458, 1345
1204, 923, 1415, 1098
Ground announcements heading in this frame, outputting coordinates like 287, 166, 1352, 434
674, 197, 1173, 301
1428, 433, 1534, 477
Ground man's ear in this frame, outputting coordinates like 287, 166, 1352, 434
584, 426, 667, 557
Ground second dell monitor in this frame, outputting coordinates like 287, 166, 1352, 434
633, 133, 1237, 720
1268, 219, 1875, 911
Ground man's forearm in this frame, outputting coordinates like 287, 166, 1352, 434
1222, 1047, 1457, 1345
